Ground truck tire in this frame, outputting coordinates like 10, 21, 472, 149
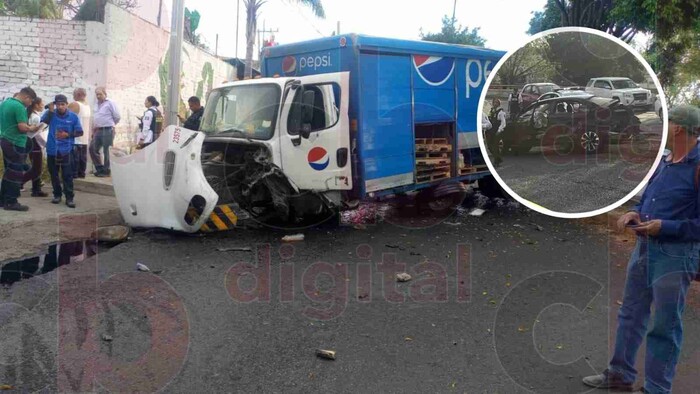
478, 175, 507, 199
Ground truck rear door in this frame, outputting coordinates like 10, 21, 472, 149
277, 72, 352, 191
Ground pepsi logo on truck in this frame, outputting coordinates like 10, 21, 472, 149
283, 53, 333, 76
413, 55, 455, 86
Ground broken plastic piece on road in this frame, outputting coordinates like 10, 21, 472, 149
217, 246, 252, 252
0, 385, 14, 390
282, 234, 305, 242
102, 334, 113, 342
316, 349, 336, 360
444, 221, 461, 226
136, 263, 150, 272
396, 272, 412, 282
469, 208, 486, 217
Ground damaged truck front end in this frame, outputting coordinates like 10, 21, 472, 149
112, 74, 351, 233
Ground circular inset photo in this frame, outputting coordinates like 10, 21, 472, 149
478, 27, 667, 218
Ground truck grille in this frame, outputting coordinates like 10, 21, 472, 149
633, 93, 647, 101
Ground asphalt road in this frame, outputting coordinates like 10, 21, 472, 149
493, 112, 664, 214
3, 193, 699, 393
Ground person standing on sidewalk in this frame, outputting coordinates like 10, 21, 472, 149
136, 96, 159, 149
43, 94, 83, 208
582, 105, 700, 394
22, 96, 48, 197
0, 87, 42, 211
68, 88, 91, 179
90, 87, 120, 178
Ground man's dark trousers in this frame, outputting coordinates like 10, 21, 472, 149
72, 144, 88, 178
22, 137, 43, 192
0, 138, 28, 205
89, 127, 114, 174
47, 153, 74, 200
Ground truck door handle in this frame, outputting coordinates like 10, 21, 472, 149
291, 136, 302, 147
337, 148, 348, 167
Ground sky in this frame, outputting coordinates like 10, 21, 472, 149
177, 0, 549, 59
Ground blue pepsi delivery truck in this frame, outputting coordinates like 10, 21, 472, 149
111, 34, 507, 232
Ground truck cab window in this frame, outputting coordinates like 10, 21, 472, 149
200, 84, 281, 140
288, 83, 341, 135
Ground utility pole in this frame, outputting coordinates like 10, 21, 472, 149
235, 0, 240, 59
337, 21, 340, 35
167, 0, 185, 127
215, 34, 219, 57
452, 0, 457, 24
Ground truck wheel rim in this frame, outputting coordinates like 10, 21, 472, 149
581, 131, 599, 152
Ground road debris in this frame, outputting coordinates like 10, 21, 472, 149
92, 225, 131, 243
316, 349, 336, 360
136, 263, 150, 272
217, 246, 253, 252
385, 244, 400, 249
0, 385, 13, 390
513, 224, 526, 229
102, 334, 113, 342
396, 272, 412, 282
282, 234, 305, 242
469, 208, 486, 217
404, 337, 413, 342
444, 221, 461, 226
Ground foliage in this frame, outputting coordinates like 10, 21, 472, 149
0, 0, 62, 18
527, 0, 561, 35
527, 0, 700, 103
420, 16, 486, 46
243, 0, 325, 78
196, 62, 214, 99
495, 40, 555, 85
543, 33, 646, 86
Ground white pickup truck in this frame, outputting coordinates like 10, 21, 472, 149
585, 77, 654, 111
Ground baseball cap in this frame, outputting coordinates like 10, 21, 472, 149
668, 105, 700, 134
53, 94, 68, 104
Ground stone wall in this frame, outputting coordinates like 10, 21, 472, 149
0, 3, 235, 147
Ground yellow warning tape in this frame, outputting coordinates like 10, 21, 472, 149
185, 204, 239, 233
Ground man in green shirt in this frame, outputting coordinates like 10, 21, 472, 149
0, 87, 42, 211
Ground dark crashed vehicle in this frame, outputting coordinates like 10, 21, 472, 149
499, 96, 641, 155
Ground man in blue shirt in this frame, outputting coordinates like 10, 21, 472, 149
583, 105, 700, 394
42, 94, 83, 208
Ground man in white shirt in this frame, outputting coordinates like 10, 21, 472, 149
68, 88, 91, 179
487, 98, 507, 167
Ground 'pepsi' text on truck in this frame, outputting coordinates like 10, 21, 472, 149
110, 34, 506, 233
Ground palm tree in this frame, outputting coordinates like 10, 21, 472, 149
0, 0, 62, 18
242, 0, 325, 78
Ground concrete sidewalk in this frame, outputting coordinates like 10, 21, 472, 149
0, 181, 123, 263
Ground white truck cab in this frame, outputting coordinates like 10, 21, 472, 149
111, 72, 352, 232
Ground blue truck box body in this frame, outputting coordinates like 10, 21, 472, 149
261, 34, 505, 197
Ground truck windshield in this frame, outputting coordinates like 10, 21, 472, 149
611, 79, 638, 89
200, 84, 281, 140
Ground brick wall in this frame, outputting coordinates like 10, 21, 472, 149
0, 17, 87, 104
0, 4, 235, 147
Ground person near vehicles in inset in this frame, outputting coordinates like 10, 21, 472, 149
90, 87, 120, 178
22, 96, 48, 197
0, 86, 42, 212
487, 98, 507, 167
43, 94, 83, 209
68, 88, 92, 179
508, 87, 520, 120
136, 96, 160, 150
582, 105, 700, 394
179, 96, 205, 131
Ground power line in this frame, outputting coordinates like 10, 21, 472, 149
282, 1, 326, 37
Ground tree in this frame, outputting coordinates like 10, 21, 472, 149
0, 0, 62, 18
420, 16, 486, 46
495, 39, 554, 85
527, 0, 561, 35
243, 0, 325, 78
71, 0, 138, 21
527, 0, 700, 90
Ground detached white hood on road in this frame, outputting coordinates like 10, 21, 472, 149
110, 126, 218, 233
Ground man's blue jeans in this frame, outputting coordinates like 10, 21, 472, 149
609, 238, 699, 394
